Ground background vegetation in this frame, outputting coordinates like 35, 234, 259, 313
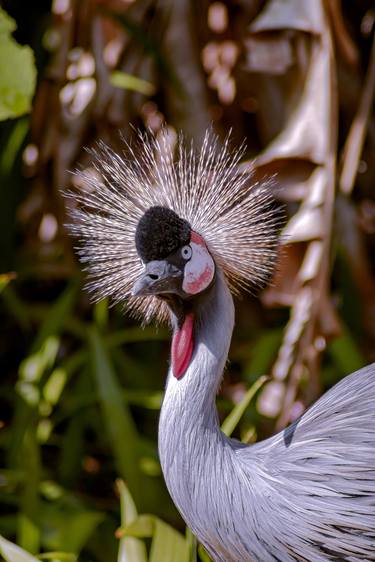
1, 0, 375, 561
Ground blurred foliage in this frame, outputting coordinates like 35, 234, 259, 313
1, 0, 375, 561
0, 8, 36, 120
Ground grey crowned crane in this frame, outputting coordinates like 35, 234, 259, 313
70, 132, 375, 562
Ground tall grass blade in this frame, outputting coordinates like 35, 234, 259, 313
221, 376, 268, 437
117, 480, 147, 562
0, 535, 40, 562
149, 519, 189, 562
88, 327, 142, 502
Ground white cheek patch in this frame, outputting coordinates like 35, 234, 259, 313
182, 232, 215, 295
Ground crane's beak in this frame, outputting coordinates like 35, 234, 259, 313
132, 260, 184, 297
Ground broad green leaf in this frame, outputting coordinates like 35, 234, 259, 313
221, 376, 268, 437
0, 535, 39, 562
39, 501, 104, 554
118, 515, 189, 562
57, 512, 104, 553
117, 515, 154, 539
117, 480, 147, 562
0, 8, 36, 120
88, 328, 142, 501
150, 519, 189, 562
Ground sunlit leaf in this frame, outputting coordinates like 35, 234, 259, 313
110, 71, 156, 96
221, 376, 268, 437
149, 518, 189, 562
0, 535, 39, 562
118, 515, 189, 562
117, 480, 147, 562
37, 553, 77, 561
0, 8, 36, 120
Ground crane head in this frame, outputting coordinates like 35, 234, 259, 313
133, 206, 215, 299
70, 130, 282, 331
132, 205, 216, 379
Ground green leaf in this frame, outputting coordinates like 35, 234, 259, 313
243, 329, 283, 382
198, 545, 213, 562
221, 376, 268, 437
186, 527, 197, 562
117, 480, 147, 562
110, 71, 156, 96
150, 519, 189, 562
38, 553, 77, 561
57, 512, 104, 554
39, 500, 104, 554
0, 271, 16, 293
0, 536, 39, 562
0, 117, 29, 174
32, 282, 79, 352
88, 327, 142, 501
118, 515, 154, 539
94, 299, 109, 330
0, 7, 36, 120
17, 428, 41, 554
328, 326, 365, 377
1, 284, 32, 331
119, 515, 189, 562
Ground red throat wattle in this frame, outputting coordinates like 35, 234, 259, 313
171, 313, 194, 379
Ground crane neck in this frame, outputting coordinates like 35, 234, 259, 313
158, 270, 236, 540
160, 269, 235, 441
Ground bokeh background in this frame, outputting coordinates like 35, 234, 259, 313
1, 1, 375, 561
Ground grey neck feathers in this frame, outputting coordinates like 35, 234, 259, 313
161, 269, 234, 428
158, 270, 235, 537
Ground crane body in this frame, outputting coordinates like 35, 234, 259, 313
159, 271, 375, 561
71, 132, 375, 562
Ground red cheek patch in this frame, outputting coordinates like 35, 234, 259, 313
171, 313, 194, 379
182, 232, 215, 295
184, 265, 213, 294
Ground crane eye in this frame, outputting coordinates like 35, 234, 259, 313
181, 245, 192, 261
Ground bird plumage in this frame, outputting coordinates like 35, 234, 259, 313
159, 270, 375, 561
68, 130, 281, 323
70, 130, 375, 561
